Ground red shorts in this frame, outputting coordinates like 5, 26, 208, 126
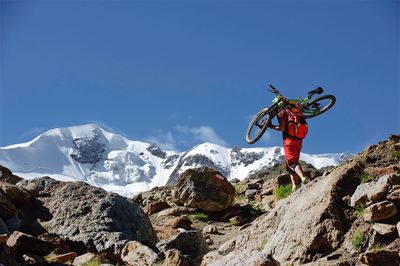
283, 138, 302, 171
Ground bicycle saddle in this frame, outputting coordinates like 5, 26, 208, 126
308, 87, 323, 95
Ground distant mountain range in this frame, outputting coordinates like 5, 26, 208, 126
0, 124, 353, 197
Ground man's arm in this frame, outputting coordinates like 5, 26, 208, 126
270, 111, 285, 132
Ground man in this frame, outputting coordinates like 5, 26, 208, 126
270, 106, 308, 191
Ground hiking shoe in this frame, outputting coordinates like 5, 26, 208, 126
292, 185, 298, 192
301, 177, 309, 184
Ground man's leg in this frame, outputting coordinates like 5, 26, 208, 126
294, 164, 308, 183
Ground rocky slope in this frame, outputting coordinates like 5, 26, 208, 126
0, 134, 397, 265
0, 124, 352, 197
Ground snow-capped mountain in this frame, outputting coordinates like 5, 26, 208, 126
0, 124, 352, 197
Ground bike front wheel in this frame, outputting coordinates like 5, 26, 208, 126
245, 108, 273, 144
303, 95, 336, 119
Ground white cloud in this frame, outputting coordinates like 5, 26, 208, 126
146, 131, 176, 151
175, 125, 228, 146
146, 125, 228, 151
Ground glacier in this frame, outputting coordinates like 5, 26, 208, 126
0, 124, 353, 198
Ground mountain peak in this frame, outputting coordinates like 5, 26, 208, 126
0, 124, 352, 197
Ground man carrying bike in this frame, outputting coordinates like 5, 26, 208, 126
245, 84, 336, 190
270, 105, 308, 191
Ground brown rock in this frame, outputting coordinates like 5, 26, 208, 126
157, 206, 190, 217
0, 165, 23, 184
6, 231, 54, 256
367, 165, 400, 178
172, 167, 235, 212
121, 241, 157, 266
143, 200, 170, 216
164, 217, 192, 230
359, 250, 399, 266
363, 200, 398, 222
0, 182, 31, 205
0, 192, 17, 219
372, 223, 396, 236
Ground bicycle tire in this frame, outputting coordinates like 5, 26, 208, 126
245, 108, 273, 144
303, 95, 336, 119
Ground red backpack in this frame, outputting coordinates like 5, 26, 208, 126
285, 108, 308, 139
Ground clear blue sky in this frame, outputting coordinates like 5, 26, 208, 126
1, 0, 399, 154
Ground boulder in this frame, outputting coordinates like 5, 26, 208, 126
0, 182, 31, 205
18, 177, 158, 252
6, 231, 54, 256
372, 223, 396, 236
208, 161, 363, 264
363, 201, 398, 222
0, 165, 22, 184
397, 222, 400, 236
359, 250, 399, 266
143, 201, 171, 216
157, 230, 209, 266
121, 241, 157, 266
172, 167, 235, 212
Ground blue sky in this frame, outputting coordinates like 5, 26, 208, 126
1, 0, 399, 154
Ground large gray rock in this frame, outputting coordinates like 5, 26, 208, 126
157, 230, 209, 266
18, 177, 158, 252
172, 167, 235, 212
350, 174, 400, 207
210, 161, 363, 265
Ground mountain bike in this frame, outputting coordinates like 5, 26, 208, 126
245, 84, 336, 144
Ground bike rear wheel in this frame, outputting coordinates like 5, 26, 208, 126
245, 108, 273, 144
303, 95, 336, 119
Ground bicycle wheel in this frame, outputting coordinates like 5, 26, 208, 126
245, 108, 273, 144
303, 95, 336, 119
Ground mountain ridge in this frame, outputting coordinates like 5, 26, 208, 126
0, 124, 353, 197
